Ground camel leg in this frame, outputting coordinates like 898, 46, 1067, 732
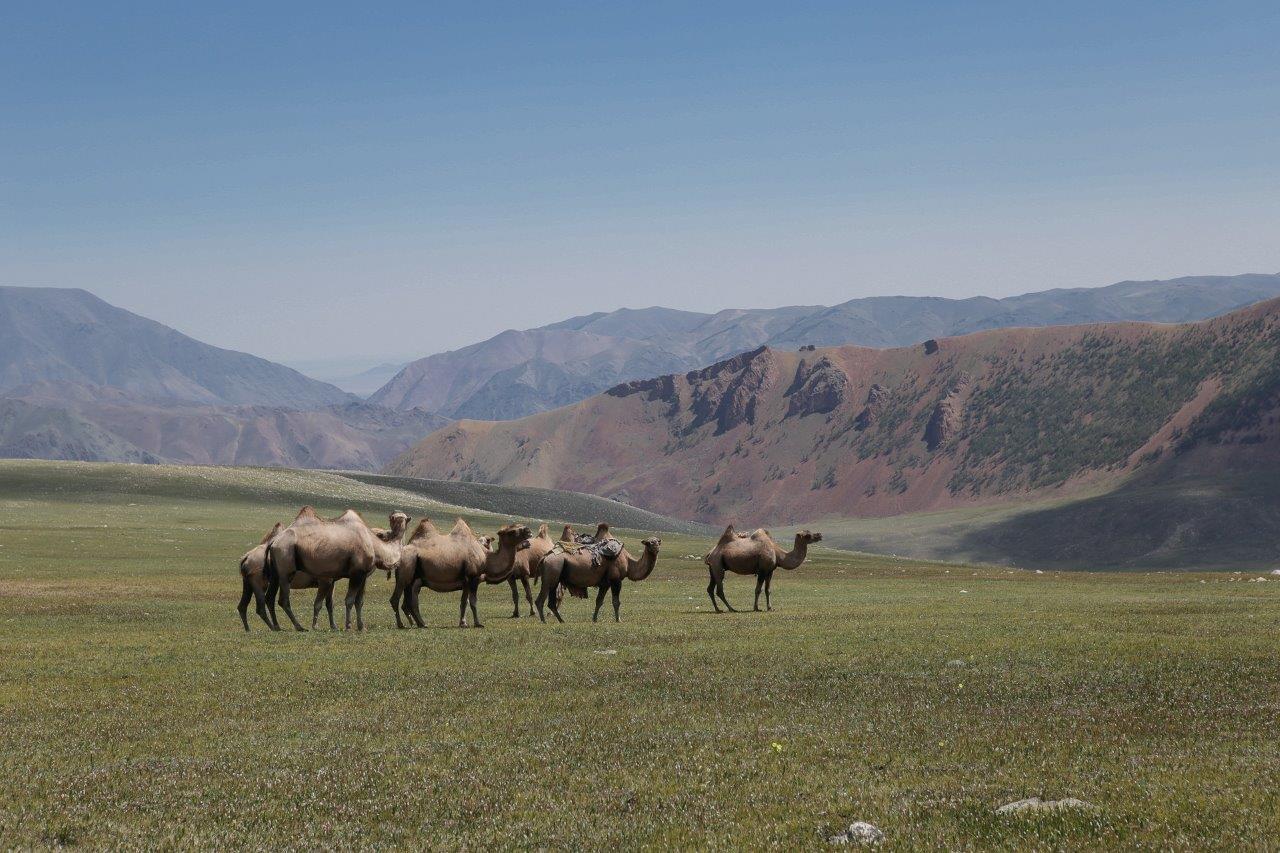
457, 587, 469, 628
509, 578, 521, 618
253, 587, 276, 630
715, 577, 737, 613
238, 577, 253, 631
547, 583, 565, 623
753, 572, 766, 612
468, 580, 483, 629
521, 576, 535, 616
265, 575, 281, 629
408, 579, 427, 628
536, 565, 563, 623
611, 579, 622, 623
764, 571, 774, 611
535, 575, 549, 622
311, 586, 326, 630
353, 577, 367, 631
276, 582, 307, 631
325, 583, 337, 630
592, 583, 608, 623
345, 575, 367, 631
390, 576, 405, 629
706, 570, 721, 613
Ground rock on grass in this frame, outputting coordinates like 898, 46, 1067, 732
828, 821, 884, 845
996, 797, 1096, 815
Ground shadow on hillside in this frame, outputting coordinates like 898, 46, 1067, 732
958, 468, 1280, 570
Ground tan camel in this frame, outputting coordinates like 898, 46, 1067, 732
534, 524, 652, 622
265, 507, 410, 631
391, 518, 532, 628
586, 537, 661, 623
488, 522, 555, 618
702, 525, 822, 612
238, 522, 345, 631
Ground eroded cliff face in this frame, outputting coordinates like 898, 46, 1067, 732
924, 374, 971, 451
786, 356, 849, 418
387, 297, 1280, 525
686, 346, 781, 434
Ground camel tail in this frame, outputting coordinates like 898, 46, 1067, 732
263, 544, 277, 584
238, 555, 249, 577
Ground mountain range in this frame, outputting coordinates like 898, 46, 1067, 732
0, 287, 444, 469
386, 296, 1280, 568
369, 274, 1280, 420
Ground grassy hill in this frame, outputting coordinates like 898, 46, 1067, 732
0, 459, 1277, 847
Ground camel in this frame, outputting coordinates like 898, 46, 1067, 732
237, 521, 341, 631
488, 522, 555, 618
391, 518, 532, 628
702, 525, 822, 613
535, 524, 656, 622
586, 536, 661, 623
264, 507, 410, 631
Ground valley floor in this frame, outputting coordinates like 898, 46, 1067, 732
0, 461, 1276, 849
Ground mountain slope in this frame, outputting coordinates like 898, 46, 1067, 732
386, 297, 1280, 546
372, 273, 1280, 420
0, 286, 352, 407
0, 382, 446, 469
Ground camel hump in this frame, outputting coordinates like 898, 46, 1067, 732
450, 517, 474, 537
536, 522, 550, 539
560, 525, 576, 541
409, 518, 438, 541
716, 524, 738, 546
259, 522, 283, 545
749, 528, 773, 543
294, 506, 319, 523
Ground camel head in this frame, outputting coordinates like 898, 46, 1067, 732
795, 530, 823, 545
641, 536, 661, 554
495, 523, 533, 550
475, 534, 495, 551
388, 511, 410, 537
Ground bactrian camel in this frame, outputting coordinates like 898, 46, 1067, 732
238, 521, 343, 631
488, 522, 555, 618
535, 524, 660, 623
391, 518, 532, 628
264, 507, 409, 631
702, 525, 822, 612
586, 536, 660, 623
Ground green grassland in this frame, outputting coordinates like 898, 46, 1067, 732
1, 460, 1278, 849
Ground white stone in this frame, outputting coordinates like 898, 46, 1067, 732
996, 797, 1096, 815
829, 821, 884, 845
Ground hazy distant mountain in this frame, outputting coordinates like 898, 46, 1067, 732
388, 296, 1280, 568
0, 382, 446, 469
0, 288, 440, 469
372, 274, 1280, 419
293, 361, 409, 397
0, 286, 353, 407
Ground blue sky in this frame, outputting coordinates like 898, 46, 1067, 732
2, 2, 1278, 367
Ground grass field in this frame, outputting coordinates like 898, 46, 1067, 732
1, 460, 1278, 849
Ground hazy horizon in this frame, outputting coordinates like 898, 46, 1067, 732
4, 3, 1278, 364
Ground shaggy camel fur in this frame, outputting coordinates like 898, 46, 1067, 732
702, 525, 822, 612
238, 522, 342, 631
487, 522, 555, 618
265, 507, 409, 631
391, 518, 532, 628
585, 537, 661, 623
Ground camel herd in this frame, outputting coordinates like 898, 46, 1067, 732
237, 505, 822, 631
